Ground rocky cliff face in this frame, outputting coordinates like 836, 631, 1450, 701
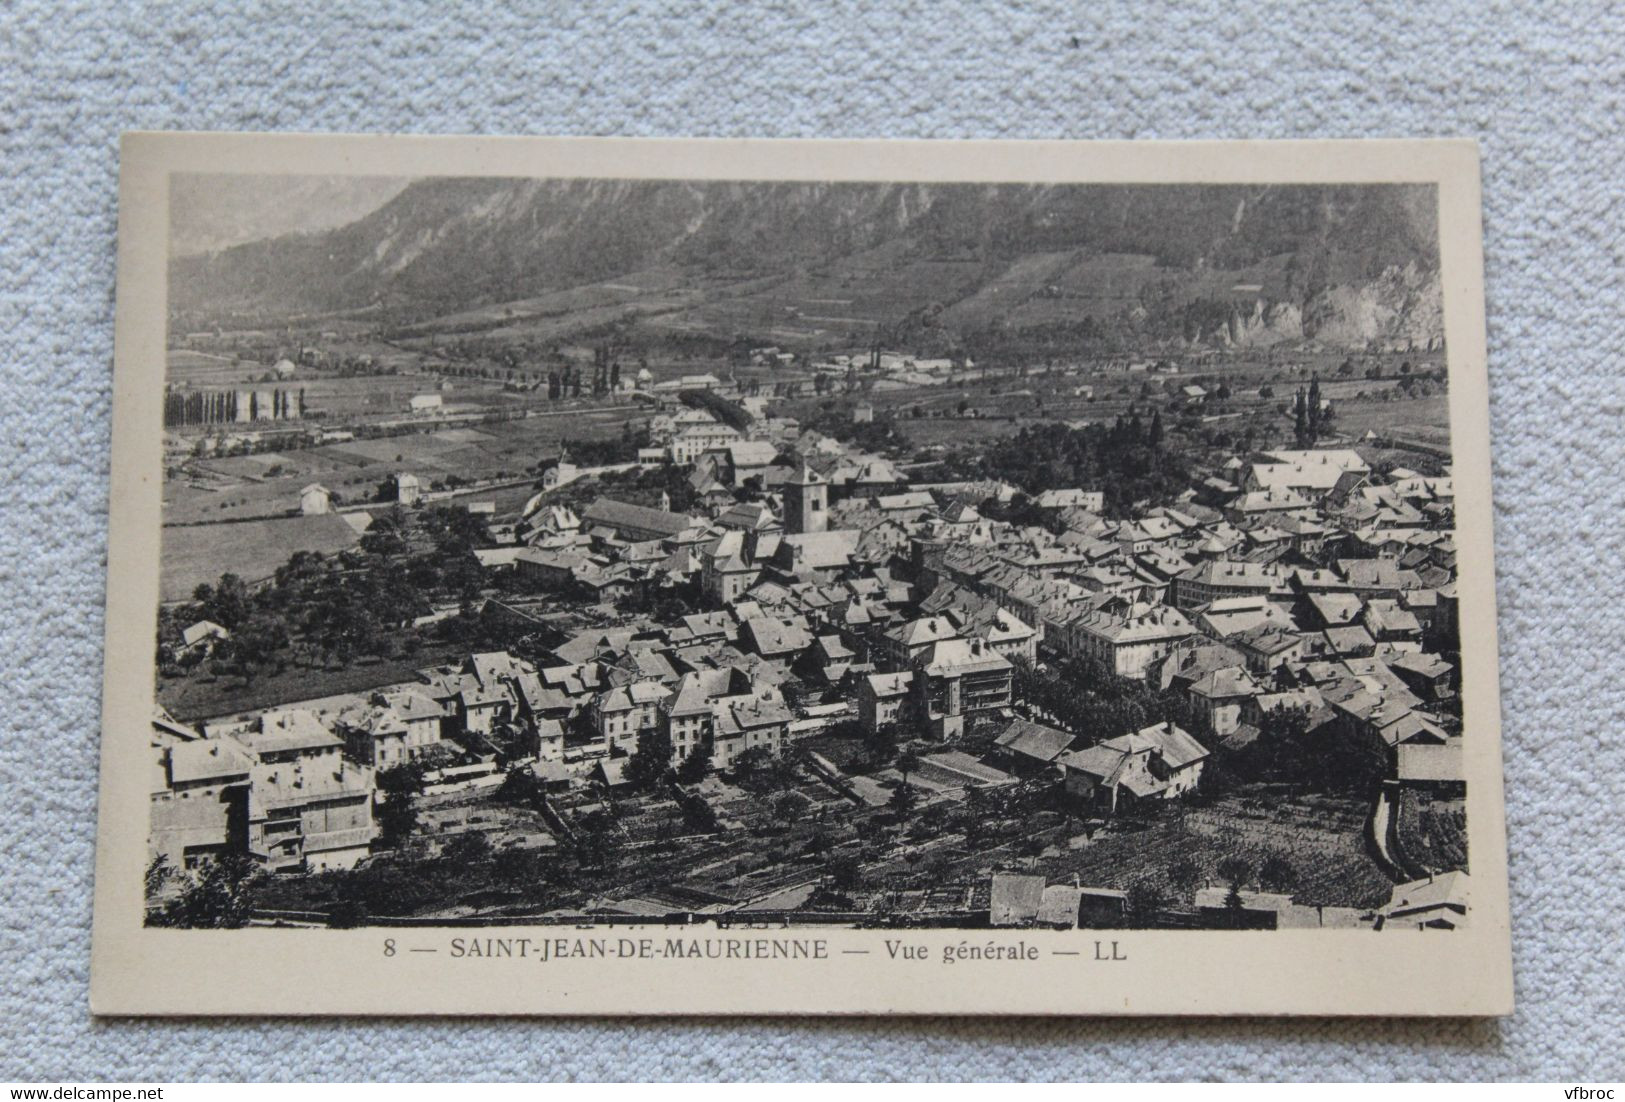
1302, 262, 1444, 348
1197, 263, 1442, 350
1205, 299, 1305, 348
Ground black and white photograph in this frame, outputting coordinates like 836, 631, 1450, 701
92, 135, 1509, 1016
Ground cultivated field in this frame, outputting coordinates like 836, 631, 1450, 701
1033, 788, 1395, 909
160, 513, 362, 601
156, 635, 473, 721
166, 349, 270, 386
163, 397, 650, 526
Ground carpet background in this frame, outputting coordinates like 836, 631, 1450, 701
2, 0, 1620, 1081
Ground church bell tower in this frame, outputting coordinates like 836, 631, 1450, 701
785, 462, 827, 535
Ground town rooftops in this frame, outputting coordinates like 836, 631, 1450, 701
515, 546, 588, 572
1261, 447, 1370, 474
1396, 738, 1464, 784
1057, 722, 1208, 783
598, 680, 671, 712
1248, 457, 1366, 494
663, 667, 749, 717
1070, 602, 1197, 645
251, 762, 373, 816
1033, 488, 1102, 509
679, 611, 737, 640
466, 650, 531, 689
1254, 687, 1325, 714
1198, 597, 1297, 638
1229, 487, 1312, 514
787, 460, 827, 485
240, 709, 343, 756
716, 692, 793, 733
1157, 639, 1249, 689
1364, 598, 1423, 636
1178, 559, 1290, 589
1323, 624, 1378, 654
673, 421, 739, 441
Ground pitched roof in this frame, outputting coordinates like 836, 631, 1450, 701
1390, 651, 1453, 679
714, 500, 780, 532
875, 491, 936, 513
1178, 559, 1291, 590
725, 440, 780, 467
888, 615, 962, 648
580, 497, 696, 539
598, 680, 672, 712
1323, 624, 1377, 654
241, 709, 343, 756
1337, 558, 1410, 590
168, 738, 253, 785
1382, 871, 1470, 920
921, 638, 1012, 677
1186, 666, 1259, 700
1033, 488, 1101, 509
743, 616, 814, 657
1037, 884, 1084, 928
1069, 602, 1196, 645
989, 874, 1047, 926
1058, 722, 1208, 780
993, 718, 1076, 763
180, 620, 229, 647
864, 671, 914, 698
778, 529, 860, 570
1307, 591, 1365, 626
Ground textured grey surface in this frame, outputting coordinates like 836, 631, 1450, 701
2, 0, 1621, 1081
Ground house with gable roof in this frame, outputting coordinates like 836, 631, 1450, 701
1056, 721, 1210, 814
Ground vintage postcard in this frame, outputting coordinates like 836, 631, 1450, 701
91, 134, 1511, 1015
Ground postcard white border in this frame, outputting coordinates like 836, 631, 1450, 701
91, 134, 1510, 1016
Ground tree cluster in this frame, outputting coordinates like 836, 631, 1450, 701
1292, 375, 1334, 447
1012, 659, 1201, 746
159, 505, 494, 684
946, 418, 1191, 518
163, 386, 306, 428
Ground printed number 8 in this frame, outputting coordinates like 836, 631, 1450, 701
383, 939, 396, 957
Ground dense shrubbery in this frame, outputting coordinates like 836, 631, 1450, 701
937, 418, 1190, 516
678, 388, 751, 431
1012, 658, 1201, 743
157, 504, 494, 683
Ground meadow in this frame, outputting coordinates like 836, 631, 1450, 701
161, 513, 362, 602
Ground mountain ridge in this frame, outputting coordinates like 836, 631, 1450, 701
169, 178, 1443, 351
